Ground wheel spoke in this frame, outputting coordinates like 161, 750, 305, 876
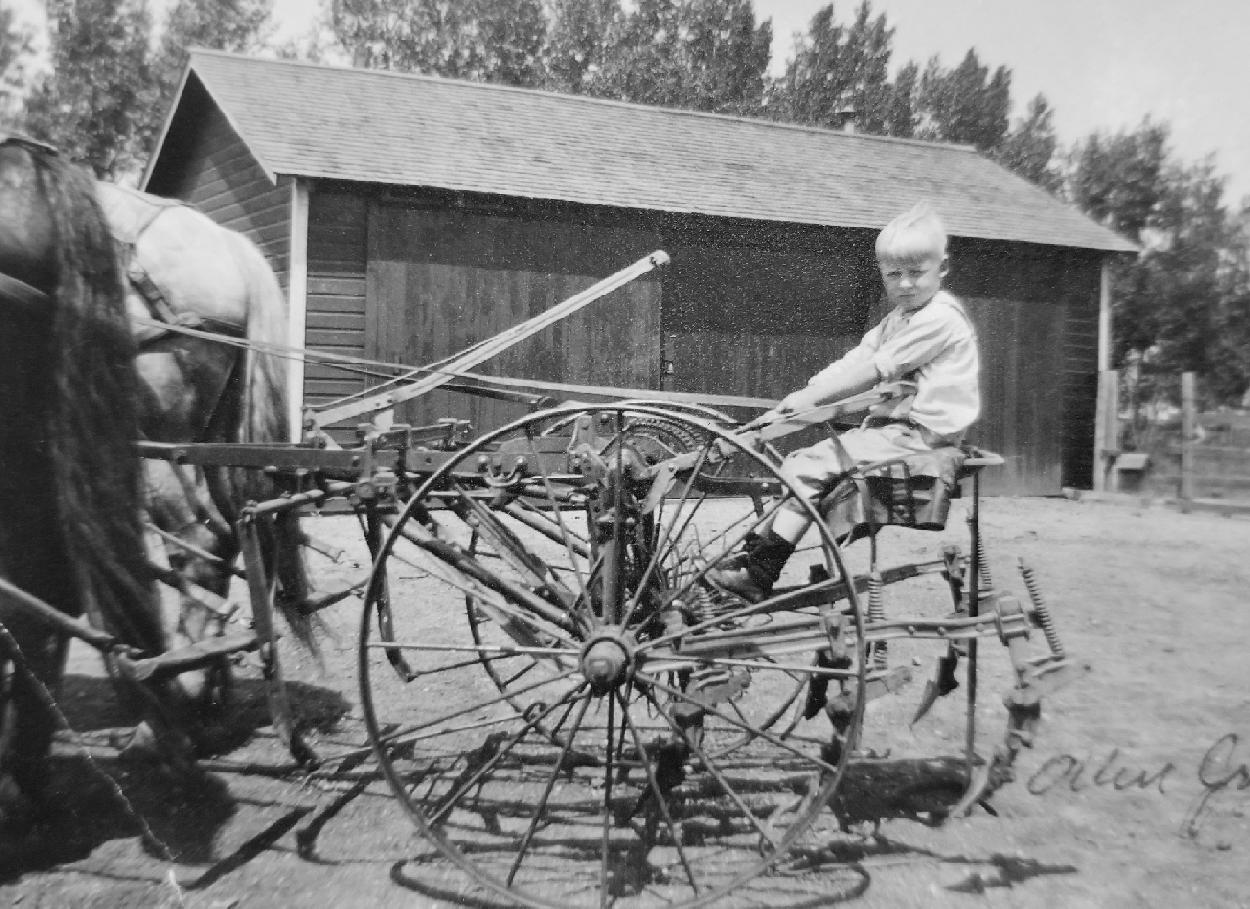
428, 683, 590, 825
373, 666, 581, 750
620, 437, 716, 629
506, 695, 594, 886
642, 674, 841, 775
640, 687, 781, 853
359, 403, 864, 908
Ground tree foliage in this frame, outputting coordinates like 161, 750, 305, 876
771, 2, 892, 132
0, 2, 35, 127
914, 49, 1011, 151
994, 93, 1062, 193
543, 0, 621, 95
22, 0, 153, 178
1068, 121, 1250, 403
138, 0, 274, 159
328, 0, 546, 85
583, 0, 772, 114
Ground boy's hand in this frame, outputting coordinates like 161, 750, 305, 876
770, 389, 822, 419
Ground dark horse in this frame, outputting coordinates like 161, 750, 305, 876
0, 136, 172, 822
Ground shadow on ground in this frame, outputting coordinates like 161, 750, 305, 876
0, 673, 350, 883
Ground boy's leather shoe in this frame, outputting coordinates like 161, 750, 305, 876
705, 564, 769, 603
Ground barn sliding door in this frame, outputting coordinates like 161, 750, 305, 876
366, 201, 663, 432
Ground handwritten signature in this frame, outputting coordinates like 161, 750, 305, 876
1025, 733, 1249, 838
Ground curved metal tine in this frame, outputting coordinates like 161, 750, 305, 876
638, 686, 782, 853
524, 424, 594, 627
506, 695, 594, 886
383, 542, 579, 651
426, 683, 589, 825
374, 667, 581, 752
613, 687, 701, 895
448, 475, 578, 607
505, 496, 590, 553
363, 503, 414, 679
386, 518, 581, 647
619, 437, 716, 630
644, 675, 839, 775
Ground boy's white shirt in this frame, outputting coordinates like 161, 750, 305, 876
804, 289, 980, 440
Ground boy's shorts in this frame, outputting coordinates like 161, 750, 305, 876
780, 420, 951, 505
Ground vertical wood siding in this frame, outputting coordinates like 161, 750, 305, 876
948, 241, 1101, 494
365, 200, 663, 432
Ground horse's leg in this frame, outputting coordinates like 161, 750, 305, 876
137, 345, 242, 718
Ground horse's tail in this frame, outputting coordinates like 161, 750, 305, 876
234, 233, 290, 450
35, 149, 164, 656
233, 233, 318, 654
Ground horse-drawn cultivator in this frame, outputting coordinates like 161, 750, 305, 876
4, 220, 1084, 907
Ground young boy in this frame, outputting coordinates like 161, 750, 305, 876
709, 202, 980, 602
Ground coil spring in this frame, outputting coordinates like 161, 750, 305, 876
1019, 557, 1064, 657
686, 584, 738, 625
867, 570, 887, 669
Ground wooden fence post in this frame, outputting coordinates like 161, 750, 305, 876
1180, 371, 1195, 511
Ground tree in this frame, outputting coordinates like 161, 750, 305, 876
137, 0, 274, 160
994, 93, 1062, 192
22, 0, 153, 178
770, 1, 893, 132
880, 59, 917, 138
589, 0, 771, 115
328, 0, 546, 85
1068, 120, 1250, 405
0, 2, 35, 128
915, 48, 1011, 151
1068, 118, 1169, 240
543, 0, 621, 95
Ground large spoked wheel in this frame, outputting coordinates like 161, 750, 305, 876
359, 404, 868, 908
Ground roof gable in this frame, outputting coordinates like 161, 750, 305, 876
155, 50, 1135, 253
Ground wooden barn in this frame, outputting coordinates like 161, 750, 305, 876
142, 50, 1135, 496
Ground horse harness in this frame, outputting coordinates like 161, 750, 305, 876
97, 184, 246, 347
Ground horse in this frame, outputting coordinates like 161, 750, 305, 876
95, 183, 316, 695
0, 136, 180, 824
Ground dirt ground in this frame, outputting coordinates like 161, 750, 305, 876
2, 494, 1248, 908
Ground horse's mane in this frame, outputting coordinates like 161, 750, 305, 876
34, 149, 163, 654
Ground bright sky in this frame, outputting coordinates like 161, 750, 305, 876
12, 0, 1250, 202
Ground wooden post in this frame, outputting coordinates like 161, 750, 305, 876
1093, 369, 1119, 492
1180, 371, 1196, 510
287, 178, 310, 443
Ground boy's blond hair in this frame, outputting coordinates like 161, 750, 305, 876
875, 202, 948, 262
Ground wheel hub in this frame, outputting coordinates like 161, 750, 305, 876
579, 629, 635, 695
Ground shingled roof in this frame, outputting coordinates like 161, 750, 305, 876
154, 49, 1134, 253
